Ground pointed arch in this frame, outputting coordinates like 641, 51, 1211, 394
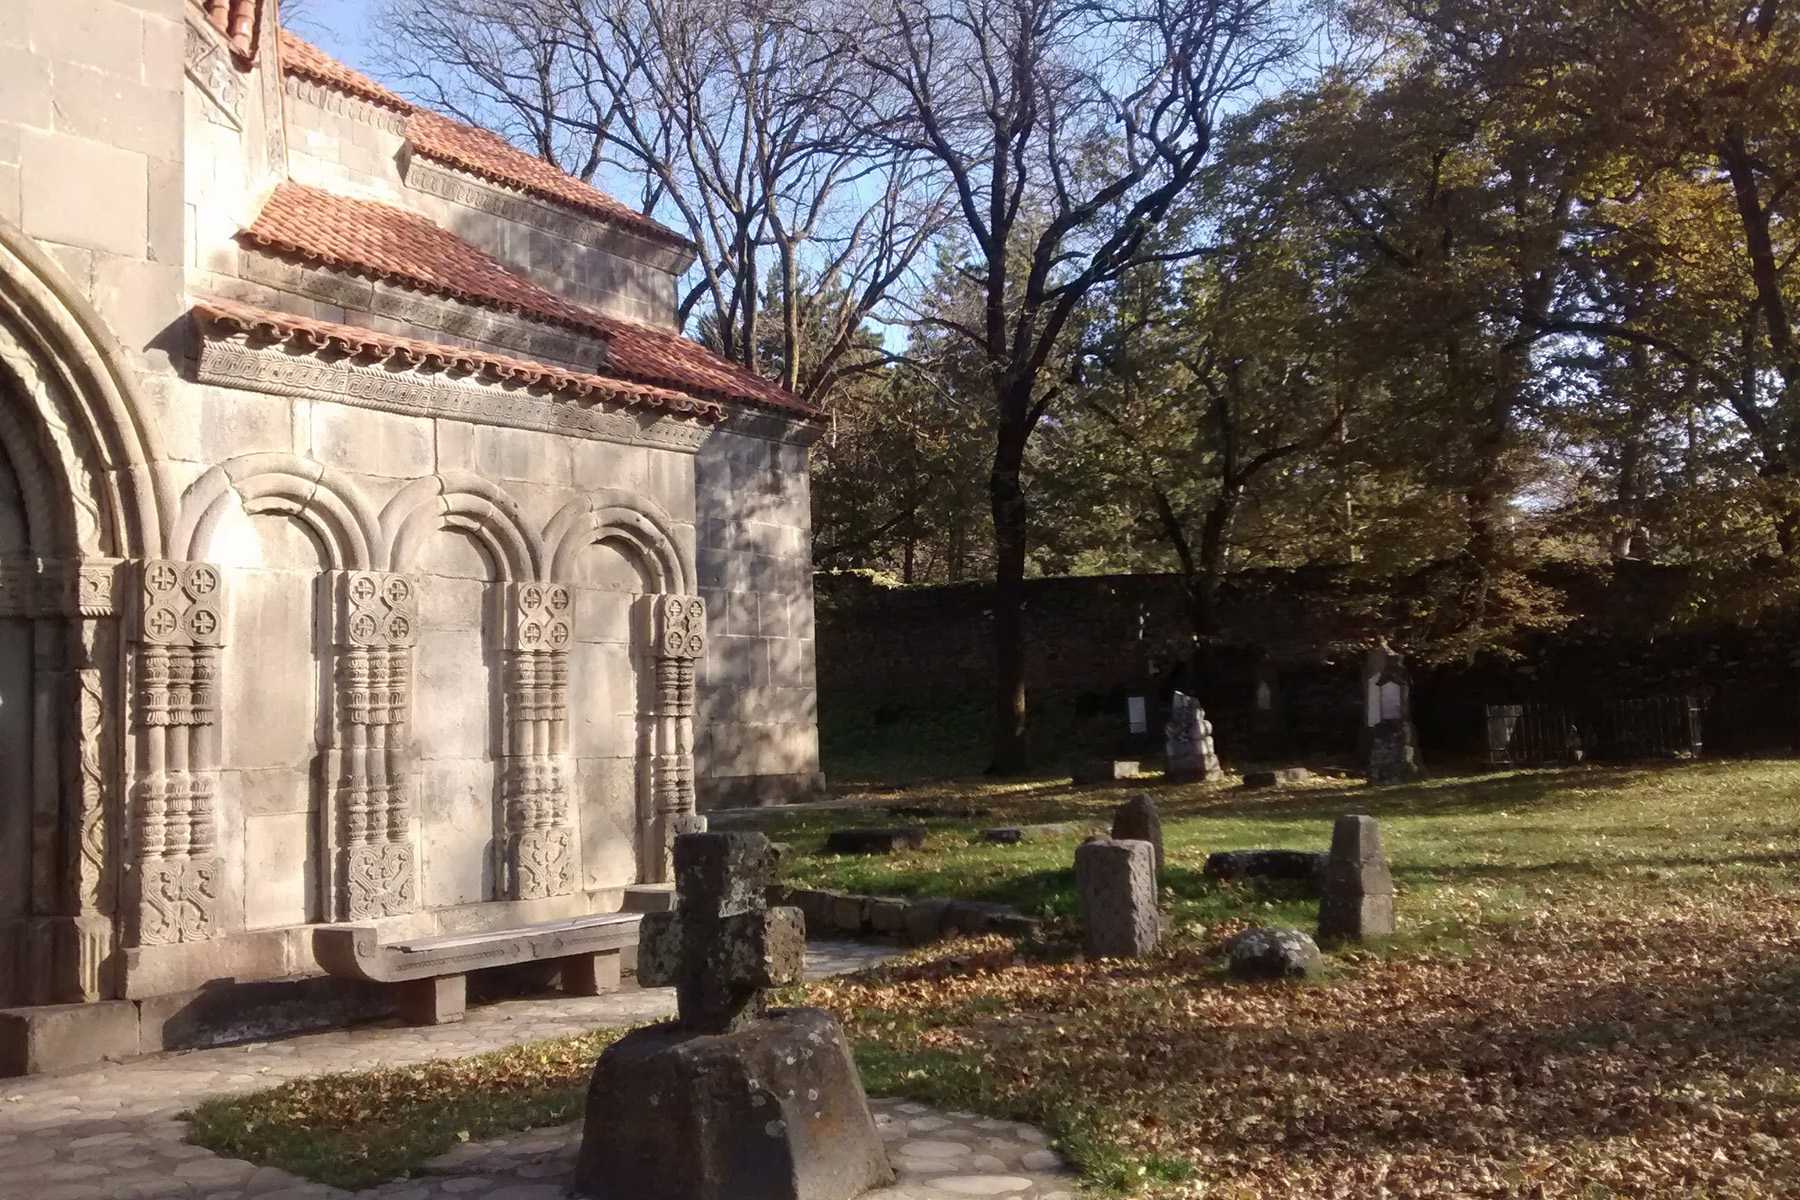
171, 452, 381, 570
0, 213, 167, 558
545, 490, 689, 594
381, 471, 544, 581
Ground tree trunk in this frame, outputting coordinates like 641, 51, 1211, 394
988, 417, 1031, 775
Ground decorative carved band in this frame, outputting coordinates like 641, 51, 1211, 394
195, 338, 711, 454
329, 571, 419, 920
500, 581, 576, 901
130, 560, 226, 947
0, 557, 121, 618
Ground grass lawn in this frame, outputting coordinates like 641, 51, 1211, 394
187, 760, 1800, 1198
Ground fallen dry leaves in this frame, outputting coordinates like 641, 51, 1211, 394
814, 886, 1800, 1199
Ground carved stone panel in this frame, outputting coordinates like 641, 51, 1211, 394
648, 594, 706, 883
500, 582, 576, 901
130, 560, 227, 947
329, 571, 420, 921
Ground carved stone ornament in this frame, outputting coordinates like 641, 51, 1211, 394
185, 19, 243, 128
135, 856, 221, 945
338, 570, 419, 648
508, 581, 574, 653
140, 559, 225, 646
0, 557, 122, 618
655, 594, 707, 660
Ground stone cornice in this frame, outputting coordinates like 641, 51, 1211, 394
713, 406, 829, 448
402, 155, 696, 276
194, 336, 713, 455
284, 74, 409, 137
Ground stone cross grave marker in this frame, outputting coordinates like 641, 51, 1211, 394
637, 832, 805, 1034
1165, 690, 1222, 782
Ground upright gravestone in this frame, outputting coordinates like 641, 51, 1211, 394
1075, 838, 1160, 958
575, 833, 893, 1200
1164, 691, 1222, 782
1317, 814, 1395, 942
1362, 642, 1422, 784
1110, 793, 1164, 876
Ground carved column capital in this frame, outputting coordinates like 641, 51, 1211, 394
654, 593, 707, 661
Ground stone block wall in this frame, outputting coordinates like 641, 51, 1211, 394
694, 420, 826, 808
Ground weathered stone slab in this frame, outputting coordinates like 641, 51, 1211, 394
1110, 794, 1164, 875
1165, 691, 1222, 782
1075, 838, 1159, 959
980, 822, 1082, 845
822, 827, 927, 855
1073, 758, 1142, 783
574, 1007, 894, 1200
1226, 927, 1323, 980
1318, 814, 1396, 942
0, 1000, 139, 1076
1241, 767, 1312, 788
1202, 849, 1326, 887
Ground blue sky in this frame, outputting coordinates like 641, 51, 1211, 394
287, 0, 379, 73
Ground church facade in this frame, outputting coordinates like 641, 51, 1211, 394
0, 0, 824, 1068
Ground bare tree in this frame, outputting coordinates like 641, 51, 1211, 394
375, 0, 945, 403
820, 0, 1302, 771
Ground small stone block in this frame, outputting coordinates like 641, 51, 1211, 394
1110, 793, 1164, 875
901, 898, 952, 945
869, 898, 908, 934
397, 975, 466, 1025
1242, 767, 1312, 788
1074, 838, 1160, 959
1203, 849, 1327, 891
832, 895, 869, 932
822, 827, 928, 855
675, 833, 778, 917
0, 1000, 139, 1076
564, 951, 623, 997
1318, 814, 1396, 941
1073, 758, 1142, 783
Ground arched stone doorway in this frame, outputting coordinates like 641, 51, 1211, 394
0, 215, 165, 1005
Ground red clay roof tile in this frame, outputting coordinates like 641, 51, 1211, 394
277, 32, 690, 251
239, 184, 818, 417
194, 297, 727, 422
200, 0, 262, 60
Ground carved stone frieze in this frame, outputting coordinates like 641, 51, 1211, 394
185, 19, 243, 129
195, 339, 712, 454
284, 74, 409, 135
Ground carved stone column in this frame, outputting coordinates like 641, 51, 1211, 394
500, 582, 576, 900
330, 571, 419, 920
130, 559, 225, 946
649, 594, 707, 884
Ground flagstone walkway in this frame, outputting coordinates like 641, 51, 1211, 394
0, 942, 1075, 1200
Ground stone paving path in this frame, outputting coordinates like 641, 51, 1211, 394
0, 942, 1075, 1200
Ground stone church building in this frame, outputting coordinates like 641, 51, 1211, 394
0, 0, 825, 1069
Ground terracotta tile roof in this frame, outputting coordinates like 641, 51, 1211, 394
198, 0, 262, 60
193, 297, 727, 422
277, 32, 690, 251
278, 28, 410, 110
239, 183, 818, 417
243, 182, 604, 332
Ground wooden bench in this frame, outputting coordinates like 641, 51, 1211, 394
313, 912, 643, 1025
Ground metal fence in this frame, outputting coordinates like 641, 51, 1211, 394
1484, 695, 1704, 766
